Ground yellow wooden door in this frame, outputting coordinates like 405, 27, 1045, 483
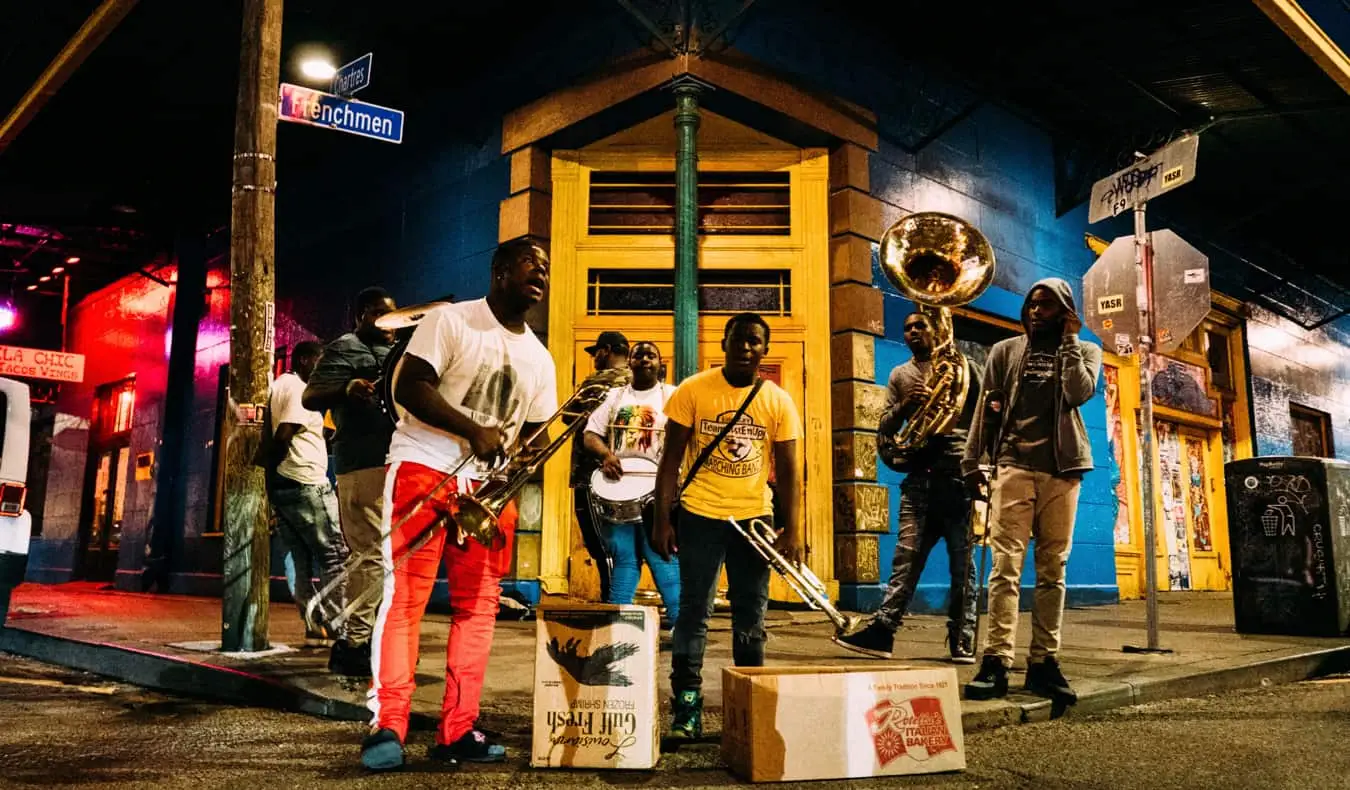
1150, 420, 1230, 591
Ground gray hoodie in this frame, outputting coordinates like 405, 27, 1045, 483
960, 277, 1102, 477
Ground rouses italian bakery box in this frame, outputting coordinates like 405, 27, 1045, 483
531, 604, 659, 770
722, 665, 966, 782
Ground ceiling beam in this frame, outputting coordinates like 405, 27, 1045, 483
0, 0, 140, 156
1253, 0, 1350, 96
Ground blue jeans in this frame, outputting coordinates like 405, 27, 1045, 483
603, 520, 681, 623
875, 472, 977, 642
268, 479, 349, 634
670, 510, 771, 692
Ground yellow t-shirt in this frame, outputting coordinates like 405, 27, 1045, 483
664, 368, 802, 521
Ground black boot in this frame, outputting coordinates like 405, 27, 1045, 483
1025, 656, 1077, 704
964, 655, 1009, 700
947, 629, 976, 665
832, 620, 895, 659
329, 639, 372, 678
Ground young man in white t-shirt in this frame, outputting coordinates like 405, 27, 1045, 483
264, 341, 348, 646
582, 341, 681, 623
361, 239, 558, 772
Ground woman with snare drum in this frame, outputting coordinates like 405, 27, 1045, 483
582, 341, 681, 625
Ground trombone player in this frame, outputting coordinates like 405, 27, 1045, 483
833, 310, 982, 664
360, 239, 558, 772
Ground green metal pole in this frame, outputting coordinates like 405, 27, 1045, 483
672, 78, 702, 383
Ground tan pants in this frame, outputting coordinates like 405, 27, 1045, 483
336, 466, 388, 646
982, 465, 1081, 666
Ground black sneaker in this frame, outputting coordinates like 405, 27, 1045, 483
831, 620, 895, 659
360, 728, 404, 772
329, 640, 372, 678
947, 630, 976, 665
669, 690, 703, 739
1025, 656, 1077, 704
429, 729, 506, 763
964, 655, 1009, 700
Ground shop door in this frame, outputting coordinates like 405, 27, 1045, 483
1151, 419, 1229, 591
78, 378, 136, 582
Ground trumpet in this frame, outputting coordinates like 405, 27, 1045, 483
727, 517, 860, 638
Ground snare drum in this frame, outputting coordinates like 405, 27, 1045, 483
589, 456, 658, 524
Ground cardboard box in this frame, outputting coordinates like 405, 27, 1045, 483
531, 604, 660, 770
722, 665, 966, 783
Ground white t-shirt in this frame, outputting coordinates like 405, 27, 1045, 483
387, 298, 558, 478
584, 383, 677, 464
269, 372, 329, 486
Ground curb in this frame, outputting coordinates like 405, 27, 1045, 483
7, 623, 1349, 739
959, 644, 1350, 732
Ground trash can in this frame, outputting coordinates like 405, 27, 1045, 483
1224, 456, 1350, 637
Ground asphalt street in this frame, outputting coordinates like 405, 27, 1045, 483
1, 653, 1346, 789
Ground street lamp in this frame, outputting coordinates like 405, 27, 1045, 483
299, 57, 336, 81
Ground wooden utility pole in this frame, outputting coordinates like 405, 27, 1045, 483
222, 0, 283, 653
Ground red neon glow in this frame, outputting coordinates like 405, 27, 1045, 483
52, 266, 65, 274
66, 257, 80, 264
25, 285, 36, 292
38, 275, 50, 283
0, 306, 16, 331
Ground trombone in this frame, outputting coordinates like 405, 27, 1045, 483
302, 366, 632, 635
727, 517, 860, 638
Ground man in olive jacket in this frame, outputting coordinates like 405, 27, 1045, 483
961, 277, 1102, 704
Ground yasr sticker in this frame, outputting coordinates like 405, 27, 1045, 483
1184, 268, 1206, 284
1097, 294, 1125, 314
1163, 165, 1184, 186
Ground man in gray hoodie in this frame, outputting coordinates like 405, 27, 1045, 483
961, 278, 1101, 704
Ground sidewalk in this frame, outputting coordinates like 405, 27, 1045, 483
4, 582, 1349, 742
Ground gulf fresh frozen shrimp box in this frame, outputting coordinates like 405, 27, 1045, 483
531, 604, 660, 770
721, 665, 966, 782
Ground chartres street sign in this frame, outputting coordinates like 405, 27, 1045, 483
278, 82, 404, 144
332, 52, 372, 97
0, 345, 85, 383
1088, 135, 1199, 224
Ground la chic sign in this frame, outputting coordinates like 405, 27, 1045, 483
0, 345, 85, 383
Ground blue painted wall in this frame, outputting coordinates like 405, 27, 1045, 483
733, 3, 1121, 613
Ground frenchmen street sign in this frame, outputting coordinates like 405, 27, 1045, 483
0, 345, 85, 383
278, 82, 404, 144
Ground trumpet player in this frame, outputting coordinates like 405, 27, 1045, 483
651, 312, 803, 740
833, 310, 983, 664
361, 239, 558, 772
961, 279, 1101, 705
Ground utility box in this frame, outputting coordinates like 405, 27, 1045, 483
530, 603, 660, 770
1224, 456, 1350, 637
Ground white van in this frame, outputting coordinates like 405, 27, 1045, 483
0, 377, 32, 625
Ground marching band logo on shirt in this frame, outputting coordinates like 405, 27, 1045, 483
698, 409, 766, 478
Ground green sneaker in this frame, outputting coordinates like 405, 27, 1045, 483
669, 689, 703, 739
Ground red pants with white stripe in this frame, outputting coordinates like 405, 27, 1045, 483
368, 461, 517, 745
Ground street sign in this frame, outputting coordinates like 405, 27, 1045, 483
1089, 135, 1199, 224
278, 82, 404, 144
1082, 236, 1141, 356
1150, 230, 1210, 354
0, 345, 84, 383
332, 52, 372, 97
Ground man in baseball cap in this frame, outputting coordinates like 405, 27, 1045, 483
573, 330, 630, 600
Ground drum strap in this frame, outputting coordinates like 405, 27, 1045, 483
677, 377, 764, 498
